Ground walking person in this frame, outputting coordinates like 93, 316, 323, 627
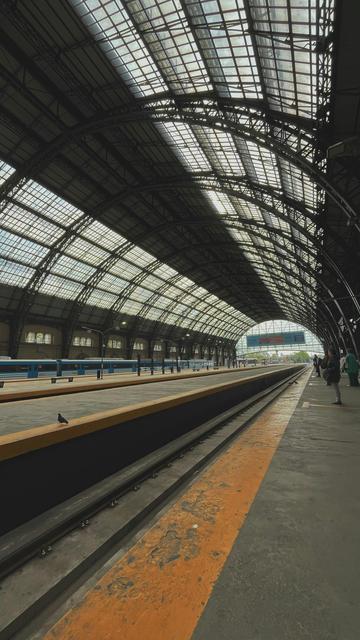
344, 350, 359, 387
322, 347, 342, 405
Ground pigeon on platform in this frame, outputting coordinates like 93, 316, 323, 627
57, 413, 69, 425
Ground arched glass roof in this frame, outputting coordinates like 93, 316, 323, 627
0, 0, 345, 352
0, 159, 252, 340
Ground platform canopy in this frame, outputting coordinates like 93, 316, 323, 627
0, 0, 357, 355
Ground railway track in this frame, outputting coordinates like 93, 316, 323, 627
0, 365, 306, 639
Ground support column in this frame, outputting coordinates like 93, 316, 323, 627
125, 335, 134, 359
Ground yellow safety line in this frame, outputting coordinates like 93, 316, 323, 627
45, 371, 308, 640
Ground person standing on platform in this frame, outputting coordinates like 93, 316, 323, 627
313, 354, 321, 377
313, 354, 318, 373
344, 350, 359, 387
323, 347, 342, 405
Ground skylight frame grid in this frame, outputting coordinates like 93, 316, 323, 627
185, 0, 262, 99
82, 219, 129, 252
0, 161, 15, 185
192, 125, 246, 176
126, 0, 212, 94
70, 0, 168, 97
279, 158, 317, 211
86, 287, 119, 308
39, 273, 85, 298
238, 138, 281, 188
16, 180, 83, 227
0, 229, 48, 266
251, 0, 319, 119
110, 258, 142, 279
122, 245, 155, 267
157, 121, 211, 172
0, 258, 36, 288
65, 235, 111, 265
0, 204, 64, 246
50, 254, 98, 281
96, 271, 129, 292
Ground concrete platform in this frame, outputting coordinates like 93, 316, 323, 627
192, 370, 360, 640
0, 366, 282, 436
40, 369, 360, 640
0, 366, 247, 403
0, 366, 235, 394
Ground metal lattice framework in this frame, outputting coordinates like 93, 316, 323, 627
0, 0, 358, 356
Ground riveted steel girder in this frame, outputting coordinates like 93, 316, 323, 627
0, 97, 358, 231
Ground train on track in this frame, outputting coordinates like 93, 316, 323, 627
0, 357, 214, 379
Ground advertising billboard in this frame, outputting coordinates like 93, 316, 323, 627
246, 331, 305, 348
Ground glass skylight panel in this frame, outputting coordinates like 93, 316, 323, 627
252, 1, 318, 118
96, 272, 129, 293
205, 190, 233, 216
161, 284, 182, 299
163, 312, 180, 325
185, 0, 262, 99
2, 204, 63, 245
239, 140, 281, 188
262, 211, 290, 233
70, 0, 167, 97
16, 181, 83, 226
152, 263, 178, 280
130, 285, 154, 302
126, 0, 212, 93
194, 127, 245, 176
139, 273, 164, 291
110, 258, 141, 279
0, 160, 15, 185
231, 199, 263, 222
51, 255, 96, 281
178, 293, 197, 308
0, 259, 35, 287
0, 230, 48, 265
87, 288, 118, 308
157, 122, 211, 172
82, 221, 128, 252
121, 299, 144, 314
146, 294, 171, 311
172, 302, 189, 315
123, 246, 154, 267
280, 159, 316, 210
66, 236, 110, 265
230, 228, 253, 244
39, 274, 84, 299
174, 276, 194, 291
145, 307, 164, 321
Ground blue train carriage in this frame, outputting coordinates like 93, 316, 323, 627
58, 359, 138, 376
0, 359, 58, 379
0, 357, 214, 380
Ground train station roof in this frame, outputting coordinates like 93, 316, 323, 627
0, 0, 358, 354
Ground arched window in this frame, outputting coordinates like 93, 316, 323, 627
26, 331, 53, 344
73, 336, 93, 347
108, 338, 122, 349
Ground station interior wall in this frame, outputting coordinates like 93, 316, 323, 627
0, 322, 220, 360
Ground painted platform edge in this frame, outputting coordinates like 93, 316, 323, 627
0, 366, 303, 462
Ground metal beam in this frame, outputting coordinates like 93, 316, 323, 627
0, 96, 358, 231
